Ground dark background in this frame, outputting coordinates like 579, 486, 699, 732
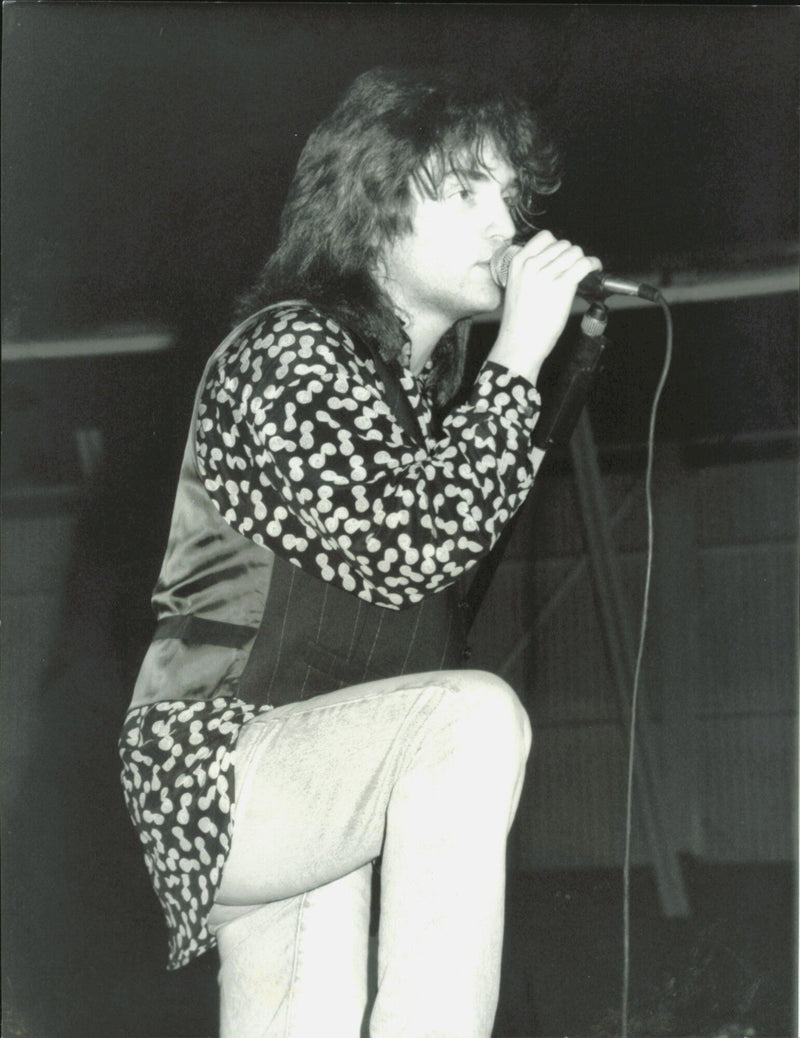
2, 4, 798, 1037
2, 4, 798, 444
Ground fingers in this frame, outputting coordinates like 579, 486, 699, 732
567, 253, 604, 285
509, 230, 602, 284
490, 229, 604, 382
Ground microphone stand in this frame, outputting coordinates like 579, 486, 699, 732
461, 301, 690, 920
461, 302, 610, 628
532, 301, 609, 451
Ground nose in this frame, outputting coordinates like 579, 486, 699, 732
486, 193, 516, 242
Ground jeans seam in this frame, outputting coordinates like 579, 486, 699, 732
233, 681, 459, 828
257, 678, 457, 722
284, 891, 308, 1038
389, 683, 459, 790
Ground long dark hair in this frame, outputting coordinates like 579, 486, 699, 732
235, 66, 561, 406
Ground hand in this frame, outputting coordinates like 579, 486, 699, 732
486, 231, 602, 386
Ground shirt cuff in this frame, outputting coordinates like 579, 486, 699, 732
473, 360, 542, 429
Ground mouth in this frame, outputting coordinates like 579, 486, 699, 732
478, 261, 500, 284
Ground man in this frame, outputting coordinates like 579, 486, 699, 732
120, 66, 600, 1037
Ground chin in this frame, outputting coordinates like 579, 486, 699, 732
467, 286, 503, 317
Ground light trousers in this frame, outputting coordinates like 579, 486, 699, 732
207, 669, 532, 1038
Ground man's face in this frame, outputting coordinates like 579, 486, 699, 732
379, 143, 519, 356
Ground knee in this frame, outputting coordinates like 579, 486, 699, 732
445, 670, 532, 766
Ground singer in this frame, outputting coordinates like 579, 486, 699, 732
119, 67, 600, 1038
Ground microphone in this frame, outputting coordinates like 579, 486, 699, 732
489, 244, 660, 302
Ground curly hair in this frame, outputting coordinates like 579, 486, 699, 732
235, 66, 561, 406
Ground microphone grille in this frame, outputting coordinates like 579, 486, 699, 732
489, 244, 520, 288
580, 310, 607, 338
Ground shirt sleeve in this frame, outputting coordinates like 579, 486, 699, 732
195, 305, 542, 609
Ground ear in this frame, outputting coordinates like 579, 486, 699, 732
372, 247, 390, 286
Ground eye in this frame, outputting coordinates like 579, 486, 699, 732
449, 183, 475, 202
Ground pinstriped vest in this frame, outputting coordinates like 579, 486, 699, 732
128, 305, 468, 712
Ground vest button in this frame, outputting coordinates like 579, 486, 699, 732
462, 646, 473, 663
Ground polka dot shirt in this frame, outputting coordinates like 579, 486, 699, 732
195, 303, 543, 607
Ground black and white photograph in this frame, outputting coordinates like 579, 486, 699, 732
2, 4, 798, 1037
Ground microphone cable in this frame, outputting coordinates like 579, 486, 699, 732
620, 294, 674, 1038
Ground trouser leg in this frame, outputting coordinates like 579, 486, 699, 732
371, 675, 531, 1038
211, 670, 531, 1038
216, 864, 372, 1038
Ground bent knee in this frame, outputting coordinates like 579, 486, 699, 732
446, 670, 532, 761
